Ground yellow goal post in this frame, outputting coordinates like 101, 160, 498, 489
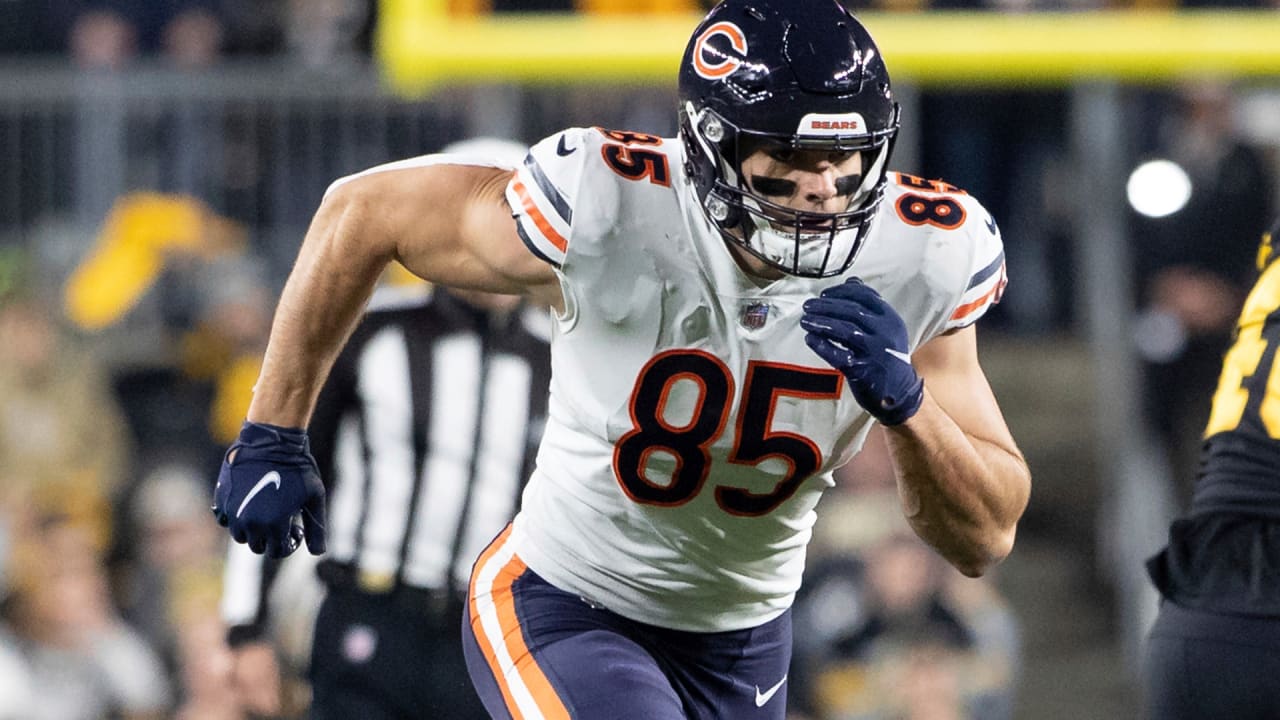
376, 4, 1280, 95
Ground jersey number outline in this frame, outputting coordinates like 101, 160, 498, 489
595, 128, 671, 187
613, 350, 843, 517
1204, 262, 1280, 438
894, 172, 967, 229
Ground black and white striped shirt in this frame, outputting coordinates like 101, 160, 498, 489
221, 286, 552, 638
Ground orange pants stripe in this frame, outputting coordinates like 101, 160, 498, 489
468, 526, 572, 720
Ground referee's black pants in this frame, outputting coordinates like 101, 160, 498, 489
309, 584, 488, 720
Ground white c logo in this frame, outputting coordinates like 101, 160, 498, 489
692, 22, 748, 80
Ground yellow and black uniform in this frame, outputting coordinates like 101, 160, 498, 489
1144, 217, 1280, 719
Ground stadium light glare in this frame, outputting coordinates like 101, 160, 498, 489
1126, 159, 1192, 219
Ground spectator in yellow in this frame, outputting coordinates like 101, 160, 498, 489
0, 286, 131, 551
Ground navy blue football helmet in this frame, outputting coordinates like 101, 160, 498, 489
678, 0, 899, 278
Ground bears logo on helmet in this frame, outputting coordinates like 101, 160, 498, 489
691, 21, 748, 80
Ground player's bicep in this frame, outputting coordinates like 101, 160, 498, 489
458, 167, 564, 307
335, 163, 557, 301
914, 326, 1019, 452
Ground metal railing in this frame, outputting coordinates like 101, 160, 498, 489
1, 62, 447, 247
0, 61, 686, 274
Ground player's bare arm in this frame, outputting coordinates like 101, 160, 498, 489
249, 163, 559, 428
884, 325, 1031, 577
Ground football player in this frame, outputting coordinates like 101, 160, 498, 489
1144, 216, 1280, 719
211, 1, 1032, 718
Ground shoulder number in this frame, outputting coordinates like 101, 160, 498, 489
893, 172, 968, 230
613, 350, 843, 517
594, 128, 670, 187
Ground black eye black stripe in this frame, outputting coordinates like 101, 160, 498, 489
834, 174, 862, 197
750, 174, 863, 198
750, 176, 795, 197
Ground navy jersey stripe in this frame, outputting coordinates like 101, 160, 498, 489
524, 154, 574, 226
966, 250, 1005, 291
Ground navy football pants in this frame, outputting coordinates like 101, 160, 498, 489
1144, 600, 1280, 719
462, 526, 793, 720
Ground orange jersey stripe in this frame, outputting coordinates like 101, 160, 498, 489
512, 178, 569, 254
950, 272, 1007, 323
470, 528, 572, 720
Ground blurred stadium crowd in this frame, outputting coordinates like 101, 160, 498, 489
0, 1, 1277, 719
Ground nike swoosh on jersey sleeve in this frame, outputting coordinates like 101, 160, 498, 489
506, 130, 590, 268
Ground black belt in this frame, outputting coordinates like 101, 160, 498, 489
317, 560, 463, 619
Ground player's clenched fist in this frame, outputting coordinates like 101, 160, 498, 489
800, 278, 925, 426
212, 421, 327, 558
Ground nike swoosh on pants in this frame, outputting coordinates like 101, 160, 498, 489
755, 675, 787, 707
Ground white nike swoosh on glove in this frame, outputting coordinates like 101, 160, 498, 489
237, 471, 282, 518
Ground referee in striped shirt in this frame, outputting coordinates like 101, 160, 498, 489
221, 278, 552, 719
219, 132, 551, 720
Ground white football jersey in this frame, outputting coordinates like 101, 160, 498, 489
503, 127, 1006, 632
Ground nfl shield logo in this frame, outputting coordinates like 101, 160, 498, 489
739, 302, 770, 330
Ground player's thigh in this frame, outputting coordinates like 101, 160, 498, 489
1144, 602, 1280, 720
462, 589, 686, 719
662, 610, 792, 720
464, 531, 685, 719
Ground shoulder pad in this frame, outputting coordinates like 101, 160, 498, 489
884, 173, 1006, 330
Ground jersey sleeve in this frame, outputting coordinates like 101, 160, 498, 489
505, 128, 594, 268
944, 210, 1007, 331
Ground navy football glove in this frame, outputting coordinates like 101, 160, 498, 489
212, 421, 326, 558
801, 278, 924, 426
